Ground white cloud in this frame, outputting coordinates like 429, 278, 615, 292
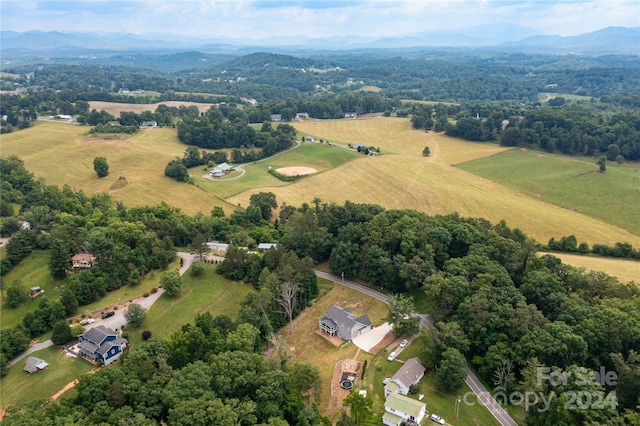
0, 0, 638, 38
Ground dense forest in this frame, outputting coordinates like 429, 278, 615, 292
2, 46, 640, 425
1, 156, 639, 424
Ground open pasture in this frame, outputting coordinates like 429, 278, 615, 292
0, 122, 237, 216
88, 100, 216, 116
227, 117, 640, 247
458, 148, 640, 235
192, 142, 360, 200
540, 252, 639, 285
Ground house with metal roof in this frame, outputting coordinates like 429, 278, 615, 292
319, 305, 372, 340
384, 357, 427, 397
24, 357, 49, 374
382, 393, 427, 426
78, 325, 127, 366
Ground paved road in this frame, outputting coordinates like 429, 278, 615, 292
314, 269, 518, 426
7, 252, 197, 370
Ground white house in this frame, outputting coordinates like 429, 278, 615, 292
382, 393, 427, 426
384, 357, 426, 397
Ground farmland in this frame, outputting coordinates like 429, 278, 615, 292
227, 117, 640, 247
0, 121, 237, 216
458, 148, 640, 235
88, 100, 215, 116
3, 117, 639, 249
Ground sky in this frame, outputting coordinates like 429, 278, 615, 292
1, 0, 639, 40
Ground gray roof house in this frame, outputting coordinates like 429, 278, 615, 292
78, 325, 128, 366
24, 357, 49, 374
384, 357, 427, 397
319, 306, 372, 340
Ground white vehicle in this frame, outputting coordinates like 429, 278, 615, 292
387, 351, 397, 361
80, 318, 95, 325
430, 413, 445, 424
400, 339, 408, 348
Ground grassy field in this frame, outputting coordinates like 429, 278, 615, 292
226, 117, 640, 247
538, 93, 593, 103
192, 142, 361, 200
0, 121, 237, 216
458, 148, 640, 235
1, 251, 61, 329
0, 345, 95, 409
126, 262, 253, 348
540, 252, 639, 285
88, 100, 215, 116
4, 117, 639, 249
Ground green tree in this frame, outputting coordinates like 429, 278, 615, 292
342, 390, 372, 425
60, 288, 79, 316
191, 233, 207, 261
291, 362, 322, 404
386, 293, 420, 336
436, 347, 467, 392
51, 320, 73, 345
93, 157, 109, 178
249, 192, 278, 221
5, 281, 27, 308
596, 155, 607, 172
124, 303, 147, 328
422, 146, 431, 156
160, 270, 182, 297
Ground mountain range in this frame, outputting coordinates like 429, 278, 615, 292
1, 25, 638, 61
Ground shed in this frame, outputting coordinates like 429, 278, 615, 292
24, 357, 49, 374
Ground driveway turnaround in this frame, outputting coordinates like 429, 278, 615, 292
352, 322, 393, 352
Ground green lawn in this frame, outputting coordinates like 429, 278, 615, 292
126, 262, 253, 348
458, 148, 640, 235
367, 337, 502, 426
1, 251, 62, 329
0, 345, 95, 409
74, 257, 181, 319
191, 142, 361, 200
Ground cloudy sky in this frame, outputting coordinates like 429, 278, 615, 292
1, 0, 639, 39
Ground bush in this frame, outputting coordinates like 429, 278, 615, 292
143, 292, 149, 297
150, 287, 158, 293
142, 330, 152, 340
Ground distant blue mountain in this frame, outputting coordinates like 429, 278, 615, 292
1, 26, 638, 57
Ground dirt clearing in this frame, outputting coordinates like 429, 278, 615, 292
276, 166, 317, 176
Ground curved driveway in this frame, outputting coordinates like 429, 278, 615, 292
7, 252, 197, 369
314, 270, 517, 426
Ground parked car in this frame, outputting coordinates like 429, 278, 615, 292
387, 351, 397, 361
430, 414, 445, 424
80, 318, 95, 325
101, 311, 115, 319
400, 339, 408, 348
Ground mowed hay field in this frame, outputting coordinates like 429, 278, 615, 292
227, 117, 640, 247
458, 148, 640, 235
539, 253, 639, 284
88, 100, 216, 116
0, 121, 236, 216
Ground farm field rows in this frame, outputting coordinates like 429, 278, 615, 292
458, 148, 640, 235
227, 117, 640, 247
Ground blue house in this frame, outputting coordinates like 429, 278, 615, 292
78, 325, 128, 366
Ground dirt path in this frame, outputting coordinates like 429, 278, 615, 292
50, 368, 99, 401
